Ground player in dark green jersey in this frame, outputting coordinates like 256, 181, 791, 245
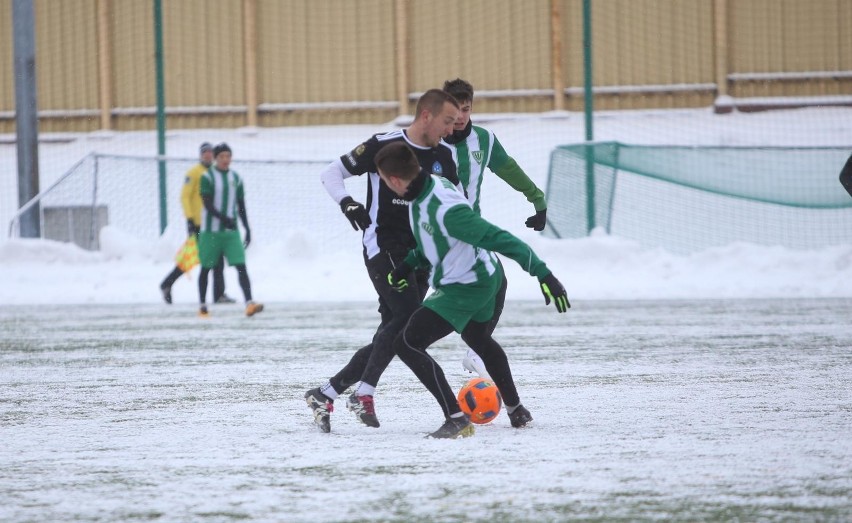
376, 141, 569, 438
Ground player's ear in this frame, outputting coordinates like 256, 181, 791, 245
391, 175, 409, 194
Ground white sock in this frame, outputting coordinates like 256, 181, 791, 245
506, 403, 520, 414
450, 412, 466, 419
355, 383, 375, 397
319, 381, 338, 400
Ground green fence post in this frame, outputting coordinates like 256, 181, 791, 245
154, 0, 167, 234
583, 0, 595, 233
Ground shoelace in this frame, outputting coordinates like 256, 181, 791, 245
359, 396, 375, 415
310, 395, 333, 414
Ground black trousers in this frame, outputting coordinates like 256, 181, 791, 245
199, 263, 250, 304
393, 303, 520, 419
161, 254, 226, 301
328, 250, 428, 393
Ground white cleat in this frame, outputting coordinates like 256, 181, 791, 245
462, 349, 491, 379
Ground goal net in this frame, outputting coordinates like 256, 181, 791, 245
7, 154, 365, 253
545, 143, 852, 254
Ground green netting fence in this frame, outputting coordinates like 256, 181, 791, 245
545, 143, 852, 253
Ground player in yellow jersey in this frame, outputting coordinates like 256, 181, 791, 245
159, 142, 233, 304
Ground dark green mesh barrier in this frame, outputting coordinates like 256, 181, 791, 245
545, 142, 852, 254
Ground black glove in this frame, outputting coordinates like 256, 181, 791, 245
187, 219, 200, 236
221, 216, 237, 230
387, 262, 412, 292
525, 209, 547, 231
339, 196, 371, 231
243, 229, 251, 249
539, 272, 570, 313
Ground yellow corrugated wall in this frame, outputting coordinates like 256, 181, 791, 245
0, 0, 849, 132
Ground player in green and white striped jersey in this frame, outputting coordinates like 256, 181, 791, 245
443, 78, 547, 227
375, 142, 569, 438
443, 78, 549, 379
197, 143, 263, 318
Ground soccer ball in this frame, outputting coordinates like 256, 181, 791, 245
457, 378, 503, 424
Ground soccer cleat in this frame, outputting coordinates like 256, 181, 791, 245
346, 393, 380, 428
198, 305, 209, 318
305, 388, 333, 433
245, 301, 264, 317
508, 404, 533, 428
160, 285, 172, 304
427, 414, 475, 439
215, 294, 236, 304
461, 349, 491, 379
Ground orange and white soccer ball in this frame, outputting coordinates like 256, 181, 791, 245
457, 378, 503, 424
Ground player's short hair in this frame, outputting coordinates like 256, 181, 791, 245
212, 142, 232, 157
375, 142, 421, 182
414, 88, 459, 121
443, 78, 474, 103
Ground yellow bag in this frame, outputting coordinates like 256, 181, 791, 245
175, 236, 200, 273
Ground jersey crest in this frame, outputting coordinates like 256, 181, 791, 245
472, 151, 484, 163
420, 221, 434, 235
431, 161, 443, 175
344, 142, 368, 168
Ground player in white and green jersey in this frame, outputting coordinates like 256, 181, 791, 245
159, 141, 232, 305
443, 78, 549, 378
375, 142, 569, 438
197, 143, 263, 318
443, 78, 547, 228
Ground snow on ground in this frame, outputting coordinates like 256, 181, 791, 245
1, 300, 851, 522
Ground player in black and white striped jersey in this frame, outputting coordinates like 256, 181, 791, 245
305, 89, 461, 433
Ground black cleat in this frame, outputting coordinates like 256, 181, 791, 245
508, 404, 533, 428
346, 393, 380, 428
160, 285, 172, 304
215, 294, 237, 304
427, 414, 474, 439
305, 388, 333, 433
